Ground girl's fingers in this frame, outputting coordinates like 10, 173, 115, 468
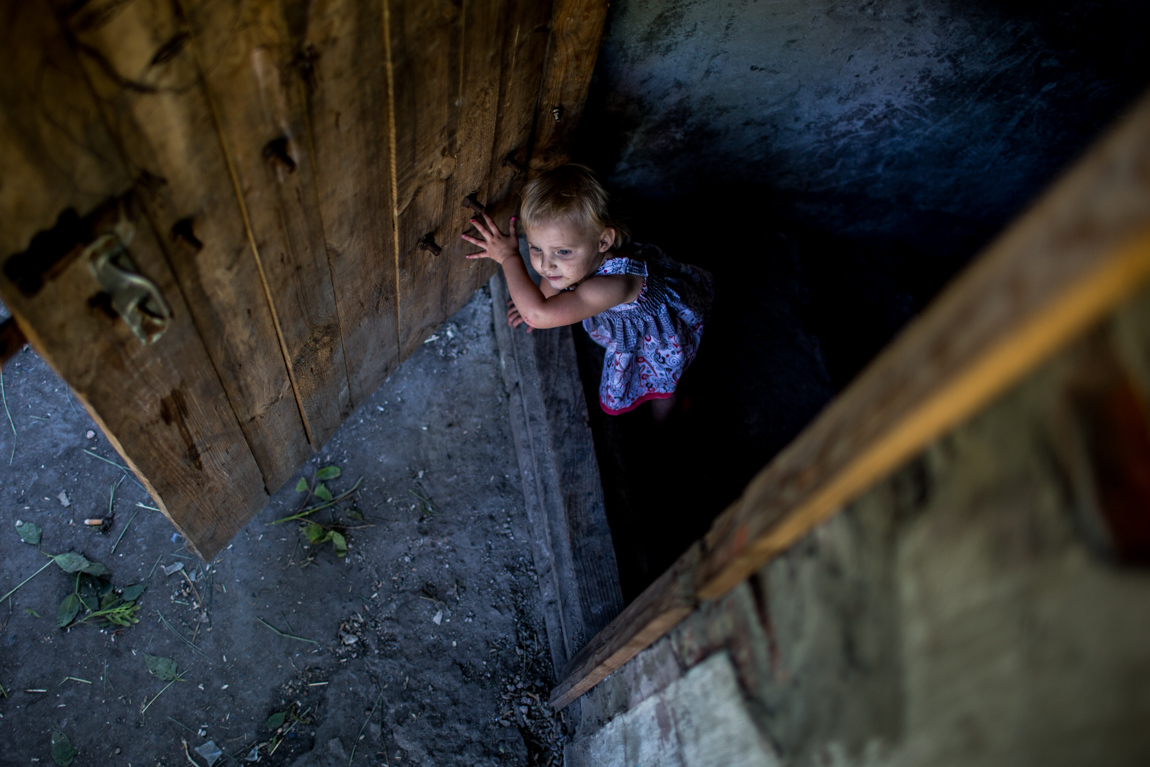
509, 216, 517, 238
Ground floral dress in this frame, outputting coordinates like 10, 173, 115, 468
582, 244, 713, 414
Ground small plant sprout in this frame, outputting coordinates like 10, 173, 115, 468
273, 464, 362, 559
50, 552, 146, 630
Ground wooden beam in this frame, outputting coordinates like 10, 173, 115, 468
301, 0, 402, 408
550, 543, 698, 710
530, 0, 611, 172
181, 0, 354, 448
60, 0, 313, 491
1, 1, 269, 561
551, 87, 1150, 708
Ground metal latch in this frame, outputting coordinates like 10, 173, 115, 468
85, 234, 172, 344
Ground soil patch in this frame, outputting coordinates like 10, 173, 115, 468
0, 289, 566, 766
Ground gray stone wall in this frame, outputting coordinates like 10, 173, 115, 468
579, 0, 1150, 255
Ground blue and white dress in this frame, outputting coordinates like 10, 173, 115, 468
582, 244, 713, 414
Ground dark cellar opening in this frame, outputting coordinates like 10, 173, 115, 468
568, 0, 1150, 601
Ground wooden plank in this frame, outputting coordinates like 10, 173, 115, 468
551, 87, 1150, 708
471, 0, 554, 288
0, 2, 130, 257
60, 0, 311, 491
181, 0, 352, 446
443, 0, 507, 315
492, 265, 624, 676
2, 195, 270, 561
531, 306, 624, 637
387, 0, 459, 358
550, 542, 699, 710
529, 0, 610, 173
1, 2, 267, 560
300, 0, 401, 406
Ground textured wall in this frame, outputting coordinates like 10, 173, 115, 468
570, 276, 1150, 767
577, 0, 1150, 255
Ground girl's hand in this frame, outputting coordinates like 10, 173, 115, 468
462, 212, 519, 265
506, 298, 532, 333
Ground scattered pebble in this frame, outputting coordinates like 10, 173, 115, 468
85, 430, 95, 439
57, 491, 70, 507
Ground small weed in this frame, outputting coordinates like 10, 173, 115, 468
55, 562, 146, 630
265, 703, 312, 757
273, 465, 362, 559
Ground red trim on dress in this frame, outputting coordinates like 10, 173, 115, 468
600, 390, 674, 415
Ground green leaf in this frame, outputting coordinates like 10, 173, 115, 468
82, 561, 112, 578
53, 552, 91, 573
314, 483, 333, 502
56, 594, 81, 628
305, 523, 327, 545
348, 510, 364, 521
25, 608, 41, 618
316, 465, 341, 481
144, 654, 179, 681
331, 532, 348, 558
294, 477, 309, 493
266, 711, 286, 731
77, 575, 101, 612
16, 520, 42, 545
51, 728, 77, 766
119, 583, 147, 602
51, 552, 112, 578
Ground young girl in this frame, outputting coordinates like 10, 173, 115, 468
462, 165, 713, 416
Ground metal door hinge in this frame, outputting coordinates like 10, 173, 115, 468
85, 234, 172, 345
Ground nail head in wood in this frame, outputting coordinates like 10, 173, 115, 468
501, 154, 526, 173
419, 233, 442, 256
462, 192, 487, 215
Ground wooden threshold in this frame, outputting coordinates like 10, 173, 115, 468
551, 88, 1150, 710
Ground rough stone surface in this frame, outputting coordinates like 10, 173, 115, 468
567, 653, 780, 767
580, 0, 1150, 254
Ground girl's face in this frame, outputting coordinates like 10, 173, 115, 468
525, 219, 616, 291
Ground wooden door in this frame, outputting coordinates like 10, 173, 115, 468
0, 0, 606, 559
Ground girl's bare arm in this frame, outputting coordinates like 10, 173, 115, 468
463, 212, 640, 329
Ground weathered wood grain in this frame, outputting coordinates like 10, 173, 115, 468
59, 0, 311, 491
0, 2, 130, 258
471, 0, 554, 288
551, 87, 1150, 708
301, 0, 401, 407
181, 0, 352, 447
2, 196, 270, 561
492, 264, 624, 676
388, 0, 459, 358
442, 0, 506, 315
550, 543, 699, 710
530, 0, 610, 173
0, 4, 267, 558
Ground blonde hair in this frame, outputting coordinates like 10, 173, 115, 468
519, 164, 630, 246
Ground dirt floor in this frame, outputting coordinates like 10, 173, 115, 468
0, 289, 567, 766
